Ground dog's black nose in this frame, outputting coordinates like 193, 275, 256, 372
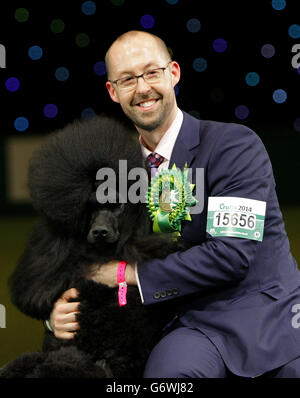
92, 227, 109, 237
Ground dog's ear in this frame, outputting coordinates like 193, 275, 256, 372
115, 202, 148, 254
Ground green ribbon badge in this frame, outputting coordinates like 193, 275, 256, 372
145, 164, 198, 235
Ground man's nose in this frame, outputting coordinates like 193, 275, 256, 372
135, 76, 151, 93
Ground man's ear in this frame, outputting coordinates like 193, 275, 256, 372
106, 81, 120, 103
170, 61, 181, 87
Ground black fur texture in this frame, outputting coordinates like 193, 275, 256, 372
1, 115, 189, 378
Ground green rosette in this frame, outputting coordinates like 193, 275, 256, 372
146, 164, 198, 235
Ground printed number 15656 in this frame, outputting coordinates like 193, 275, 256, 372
213, 212, 256, 229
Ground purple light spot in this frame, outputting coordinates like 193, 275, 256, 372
261, 44, 275, 58
5, 77, 20, 92
297, 66, 300, 75
140, 15, 155, 29
43, 104, 58, 118
94, 61, 106, 76
294, 118, 300, 132
213, 38, 228, 53
235, 105, 250, 120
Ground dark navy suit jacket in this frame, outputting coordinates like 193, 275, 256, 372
138, 111, 300, 377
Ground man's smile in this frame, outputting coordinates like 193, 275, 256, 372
134, 98, 160, 111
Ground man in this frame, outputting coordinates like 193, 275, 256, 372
48, 30, 300, 378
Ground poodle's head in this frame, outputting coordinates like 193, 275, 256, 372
87, 202, 124, 245
28, 115, 148, 234
85, 185, 150, 254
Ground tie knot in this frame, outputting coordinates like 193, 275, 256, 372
146, 152, 165, 169
146, 153, 165, 179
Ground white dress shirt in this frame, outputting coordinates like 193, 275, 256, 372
135, 108, 184, 302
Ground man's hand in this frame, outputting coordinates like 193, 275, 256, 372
49, 263, 136, 339
49, 288, 80, 340
88, 261, 137, 287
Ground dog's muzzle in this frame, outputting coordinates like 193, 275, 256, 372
87, 226, 119, 244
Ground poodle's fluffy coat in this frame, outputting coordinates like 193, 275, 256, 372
1, 115, 188, 378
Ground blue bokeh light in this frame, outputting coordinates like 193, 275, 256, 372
273, 89, 287, 103
14, 117, 29, 132
288, 24, 300, 39
81, 1, 96, 15
55, 67, 70, 81
193, 58, 207, 72
272, 0, 286, 10
245, 72, 260, 87
28, 45, 43, 60
186, 18, 201, 33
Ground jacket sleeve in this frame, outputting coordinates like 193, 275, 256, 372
137, 124, 274, 305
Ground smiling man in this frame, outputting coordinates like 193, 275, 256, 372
48, 30, 300, 378
105, 31, 180, 151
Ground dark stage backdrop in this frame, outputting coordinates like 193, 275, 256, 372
0, 0, 299, 204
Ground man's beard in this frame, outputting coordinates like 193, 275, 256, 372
131, 110, 165, 132
123, 94, 172, 132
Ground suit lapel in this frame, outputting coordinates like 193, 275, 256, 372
169, 111, 201, 170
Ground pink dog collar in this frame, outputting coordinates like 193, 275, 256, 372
117, 261, 127, 307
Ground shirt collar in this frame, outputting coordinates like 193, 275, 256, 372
139, 108, 183, 160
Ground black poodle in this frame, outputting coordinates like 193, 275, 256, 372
0, 115, 189, 378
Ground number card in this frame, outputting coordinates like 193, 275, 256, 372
206, 197, 266, 241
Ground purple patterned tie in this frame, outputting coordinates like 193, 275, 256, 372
146, 152, 165, 178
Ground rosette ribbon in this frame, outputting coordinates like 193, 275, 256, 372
145, 163, 198, 235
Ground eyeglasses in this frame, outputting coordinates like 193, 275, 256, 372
109, 61, 172, 90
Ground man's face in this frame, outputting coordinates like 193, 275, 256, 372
106, 35, 180, 132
